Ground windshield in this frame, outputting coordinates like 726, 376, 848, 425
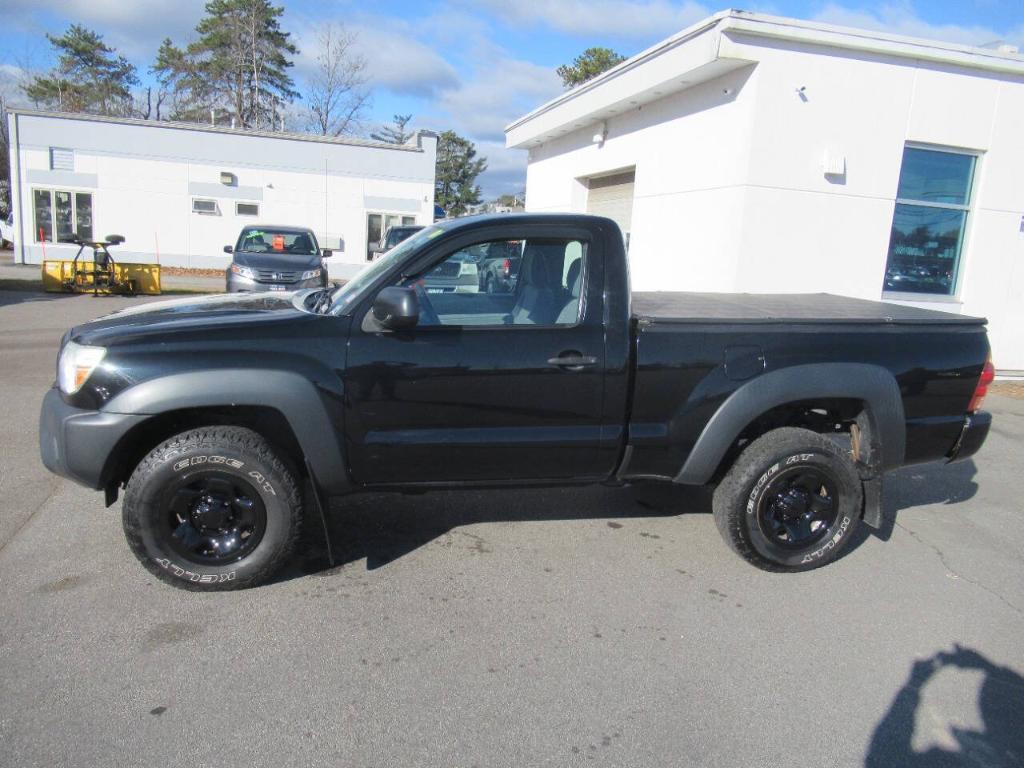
330, 225, 444, 314
236, 227, 319, 256
385, 227, 422, 250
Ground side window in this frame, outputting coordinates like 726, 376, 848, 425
404, 237, 587, 327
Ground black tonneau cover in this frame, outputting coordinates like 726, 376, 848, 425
632, 292, 986, 326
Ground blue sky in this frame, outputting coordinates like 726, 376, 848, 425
2, 1, 1022, 196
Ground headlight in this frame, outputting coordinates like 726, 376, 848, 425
58, 341, 106, 394
230, 263, 255, 279
301, 268, 322, 280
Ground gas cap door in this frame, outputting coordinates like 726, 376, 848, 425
724, 345, 766, 381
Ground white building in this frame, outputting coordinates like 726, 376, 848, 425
7, 109, 437, 279
506, 11, 1024, 373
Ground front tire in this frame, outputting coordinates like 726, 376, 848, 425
122, 426, 302, 590
713, 427, 862, 572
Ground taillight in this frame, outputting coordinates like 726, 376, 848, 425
968, 355, 995, 413
502, 258, 511, 275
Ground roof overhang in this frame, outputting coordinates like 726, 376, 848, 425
505, 9, 1024, 150
8, 107, 430, 152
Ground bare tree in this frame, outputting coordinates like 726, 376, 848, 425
305, 23, 371, 136
0, 95, 10, 217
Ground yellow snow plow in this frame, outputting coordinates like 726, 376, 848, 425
42, 235, 161, 295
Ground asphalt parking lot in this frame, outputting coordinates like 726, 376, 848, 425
1, 289, 1022, 768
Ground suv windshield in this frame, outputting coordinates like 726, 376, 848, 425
236, 227, 319, 256
384, 226, 423, 250
329, 225, 443, 314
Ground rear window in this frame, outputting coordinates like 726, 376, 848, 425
237, 228, 319, 255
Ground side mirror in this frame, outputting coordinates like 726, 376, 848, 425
223, 245, 234, 254
372, 286, 420, 330
321, 248, 332, 258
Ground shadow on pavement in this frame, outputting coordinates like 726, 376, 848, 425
279, 483, 712, 581
0, 288, 70, 307
860, 459, 979, 544
866, 645, 1024, 768
286, 456, 983, 579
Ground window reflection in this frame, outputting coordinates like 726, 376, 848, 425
884, 148, 976, 296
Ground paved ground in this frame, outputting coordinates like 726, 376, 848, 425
1, 289, 1022, 768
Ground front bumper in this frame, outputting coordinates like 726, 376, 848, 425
948, 410, 992, 463
39, 387, 146, 490
226, 272, 324, 293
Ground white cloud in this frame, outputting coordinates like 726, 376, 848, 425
351, 26, 460, 98
472, 0, 711, 39
812, 3, 1024, 48
473, 139, 529, 196
431, 56, 562, 141
414, 47, 562, 196
4, 0, 207, 60
289, 14, 460, 100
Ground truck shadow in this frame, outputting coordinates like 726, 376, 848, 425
865, 645, 1024, 767
282, 483, 713, 580
283, 458, 979, 580
854, 459, 978, 546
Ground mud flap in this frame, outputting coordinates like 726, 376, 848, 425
305, 458, 336, 568
861, 474, 884, 529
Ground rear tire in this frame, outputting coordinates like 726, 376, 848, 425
122, 426, 302, 590
713, 427, 862, 572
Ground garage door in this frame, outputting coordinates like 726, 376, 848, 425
586, 170, 635, 245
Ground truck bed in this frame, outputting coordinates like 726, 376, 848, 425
631, 292, 986, 326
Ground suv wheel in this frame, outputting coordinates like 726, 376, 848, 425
713, 427, 862, 571
122, 426, 302, 590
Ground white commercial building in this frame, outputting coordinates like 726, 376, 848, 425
506, 11, 1024, 373
7, 109, 437, 279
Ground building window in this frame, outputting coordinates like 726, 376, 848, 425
883, 147, 976, 297
49, 147, 74, 171
33, 189, 93, 242
236, 202, 259, 216
192, 198, 219, 215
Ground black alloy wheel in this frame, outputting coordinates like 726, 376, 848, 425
756, 467, 838, 548
163, 471, 267, 565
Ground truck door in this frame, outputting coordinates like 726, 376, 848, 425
343, 225, 612, 485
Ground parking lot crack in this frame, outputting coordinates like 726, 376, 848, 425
895, 521, 1023, 619
0, 479, 62, 557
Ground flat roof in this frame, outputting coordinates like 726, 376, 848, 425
506, 8, 1024, 148
8, 107, 433, 153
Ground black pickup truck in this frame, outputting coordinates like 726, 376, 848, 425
39, 214, 994, 590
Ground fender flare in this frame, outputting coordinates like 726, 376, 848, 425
103, 369, 351, 495
674, 363, 905, 485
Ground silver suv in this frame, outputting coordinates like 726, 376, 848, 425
224, 225, 330, 293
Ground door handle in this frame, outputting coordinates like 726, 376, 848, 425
547, 352, 598, 369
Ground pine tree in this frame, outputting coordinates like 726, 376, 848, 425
371, 114, 413, 144
435, 130, 487, 217
152, 0, 298, 129
556, 48, 626, 88
23, 25, 138, 115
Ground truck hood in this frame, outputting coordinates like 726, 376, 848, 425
71, 291, 308, 346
